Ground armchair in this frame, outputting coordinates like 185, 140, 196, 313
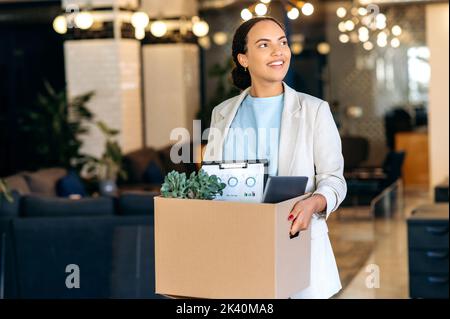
343, 150, 406, 206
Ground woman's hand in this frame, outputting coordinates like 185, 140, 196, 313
288, 194, 327, 236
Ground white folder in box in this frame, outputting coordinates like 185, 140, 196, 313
201, 160, 268, 203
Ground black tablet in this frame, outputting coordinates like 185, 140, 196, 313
262, 176, 308, 203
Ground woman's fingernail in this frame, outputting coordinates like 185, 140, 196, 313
288, 214, 294, 221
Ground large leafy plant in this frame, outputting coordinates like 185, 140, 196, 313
161, 169, 226, 200
196, 58, 240, 130
19, 81, 95, 170
80, 121, 127, 182
0, 179, 13, 203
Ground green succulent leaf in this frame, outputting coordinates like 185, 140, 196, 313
160, 169, 226, 200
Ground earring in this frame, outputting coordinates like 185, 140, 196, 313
244, 67, 247, 72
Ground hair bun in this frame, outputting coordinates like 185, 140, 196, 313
231, 66, 251, 91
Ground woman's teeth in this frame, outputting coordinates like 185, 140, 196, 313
268, 61, 284, 66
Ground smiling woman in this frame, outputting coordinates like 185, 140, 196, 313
231, 17, 291, 97
203, 17, 347, 299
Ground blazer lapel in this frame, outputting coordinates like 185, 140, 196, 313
277, 82, 302, 175
210, 82, 301, 175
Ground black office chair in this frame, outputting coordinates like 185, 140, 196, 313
384, 108, 413, 150
382, 151, 406, 187
341, 136, 370, 170
343, 151, 406, 207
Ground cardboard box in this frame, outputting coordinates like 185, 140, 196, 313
154, 194, 311, 299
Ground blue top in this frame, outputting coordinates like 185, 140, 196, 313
223, 93, 284, 176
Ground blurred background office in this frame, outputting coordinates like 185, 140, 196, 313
0, 0, 448, 299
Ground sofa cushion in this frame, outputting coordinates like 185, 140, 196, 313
143, 160, 164, 185
24, 168, 68, 196
123, 148, 164, 184
0, 191, 21, 217
118, 191, 157, 216
158, 143, 197, 175
21, 195, 114, 217
11, 216, 156, 298
56, 170, 88, 198
4, 173, 31, 195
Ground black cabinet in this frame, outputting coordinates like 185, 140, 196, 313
408, 204, 449, 299
435, 179, 449, 203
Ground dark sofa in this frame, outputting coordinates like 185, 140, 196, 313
0, 142, 202, 298
119, 144, 198, 192
0, 214, 163, 299
0, 169, 162, 298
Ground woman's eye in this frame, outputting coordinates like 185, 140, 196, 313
259, 43, 268, 48
281, 40, 288, 46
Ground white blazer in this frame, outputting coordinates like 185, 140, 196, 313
203, 82, 347, 298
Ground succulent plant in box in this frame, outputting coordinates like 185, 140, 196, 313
161, 169, 226, 200
186, 169, 226, 200
160, 171, 189, 199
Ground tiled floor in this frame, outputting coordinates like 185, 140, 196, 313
328, 185, 433, 299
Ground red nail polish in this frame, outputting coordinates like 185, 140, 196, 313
288, 214, 294, 221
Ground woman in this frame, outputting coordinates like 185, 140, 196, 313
203, 17, 347, 299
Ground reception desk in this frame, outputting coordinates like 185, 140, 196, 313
395, 131, 429, 187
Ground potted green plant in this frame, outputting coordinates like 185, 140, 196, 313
0, 178, 13, 203
196, 58, 240, 132
19, 81, 95, 171
161, 169, 226, 200
80, 121, 127, 196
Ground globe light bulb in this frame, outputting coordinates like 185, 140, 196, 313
135, 27, 145, 40
53, 15, 67, 34
198, 36, 211, 49
377, 36, 387, 47
75, 12, 94, 30
392, 25, 402, 36
131, 11, 150, 29
358, 32, 369, 42
241, 8, 252, 21
255, 3, 268, 16
363, 41, 374, 51
391, 38, 400, 48
213, 32, 228, 46
287, 8, 300, 20
150, 21, 167, 38
302, 3, 314, 16
336, 7, 347, 18
290, 42, 303, 55
339, 34, 350, 43
192, 20, 209, 37
338, 22, 347, 33
344, 20, 355, 31
317, 42, 330, 55
358, 7, 367, 16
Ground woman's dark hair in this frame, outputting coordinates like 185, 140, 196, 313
231, 16, 286, 90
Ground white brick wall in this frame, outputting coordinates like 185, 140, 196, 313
64, 39, 143, 158
119, 40, 143, 153
63, 0, 139, 9
141, 0, 198, 18
143, 43, 200, 149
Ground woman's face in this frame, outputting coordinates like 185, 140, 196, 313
238, 20, 291, 86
